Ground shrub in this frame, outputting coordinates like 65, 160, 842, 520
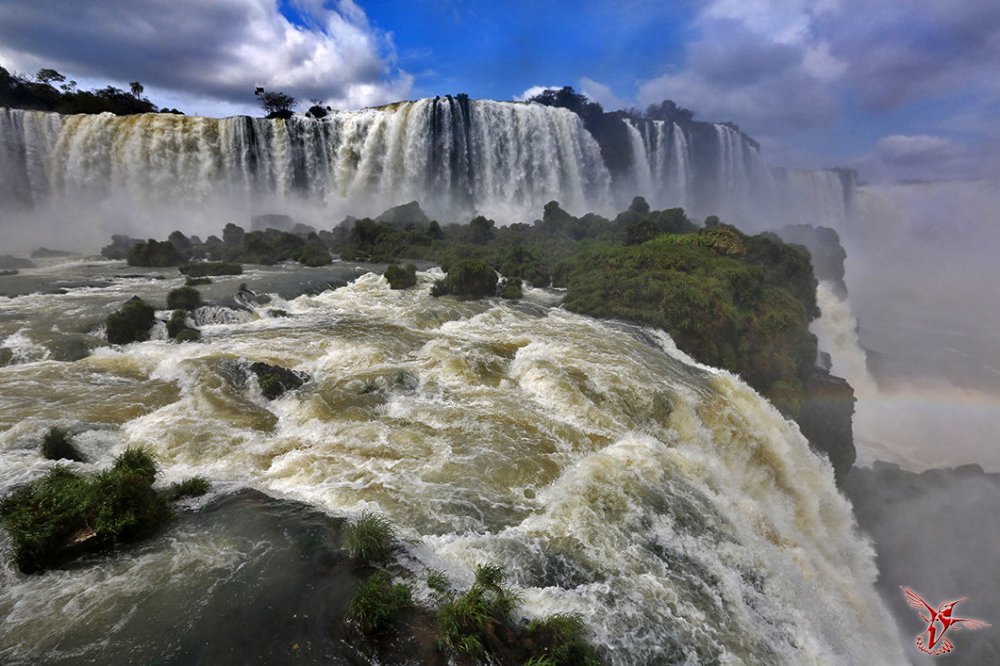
0, 447, 170, 573
297, 240, 332, 267
527, 613, 600, 666
106, 297, 155, 344
179, 262, 242, 278
499, 277, 523, 300
385, 263, 417, 289
184, 276, 211, 286
174, 328, 201, 343
41, 427, 85, 462
431, 259, 497, 299
343, 511, 399, 564
127, 239, 182, 267
166, 286, 202, 311
437, 564, 522, 655
347, 571, 412, 634
168, 476, 210, 500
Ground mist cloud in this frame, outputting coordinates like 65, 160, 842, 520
0, 0, 412, 114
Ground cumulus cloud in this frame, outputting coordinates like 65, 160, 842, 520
579, 77, 628, 110
0, 0, 412, 114
513, 85, 560, 102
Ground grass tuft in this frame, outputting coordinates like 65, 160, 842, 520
343, 511, 400, 564
0, 446, 170, 573
41, 427, 85, 462
167, 476, 210, 501
346, 571, 412, 634
436, 563, 523, 655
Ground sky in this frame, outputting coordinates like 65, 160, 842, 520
1, 0, 998, 182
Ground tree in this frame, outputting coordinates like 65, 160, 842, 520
36, 68, 65, 85
129, 81, 144, 98
254, 88, 296, 116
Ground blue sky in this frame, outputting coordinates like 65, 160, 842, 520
1, 0, 998, 181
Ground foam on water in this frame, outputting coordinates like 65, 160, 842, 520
0, 273, 906, 663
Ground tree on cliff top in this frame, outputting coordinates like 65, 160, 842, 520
255, 88, 296, 117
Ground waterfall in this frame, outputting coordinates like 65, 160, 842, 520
0, 101, 611, 225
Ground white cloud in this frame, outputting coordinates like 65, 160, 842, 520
513, 85, 560, 102
0, 0, 412, 112
579, 77, 629, 110
876, 135, 959, 167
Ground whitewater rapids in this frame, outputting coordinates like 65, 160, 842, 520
0, 267, 905, 664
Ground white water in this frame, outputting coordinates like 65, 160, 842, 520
0, 268, 906, 663
0, 101, 611, 237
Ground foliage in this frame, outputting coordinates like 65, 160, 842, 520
255, 88, 296, 117
347, 571, 412, 634
384, 263, 417, 289
174, 328, 202, 343
527, 613, 600, 666
41, 427, 85, 462
179, 261, 243, 277
100, 234, 140, 260
297, 237, 332, 266
0, 65, 161, 115
0, 447, 170, 573
343, 511, 400, 564
499, 277, 523, 300
167, 476, 210, 501
127, 239, 183, 267
166, 286, 202, 311
561, 228, 818, 414
431, 259, 498, 299
106, 298, 155, 345
436, 563, 522, 656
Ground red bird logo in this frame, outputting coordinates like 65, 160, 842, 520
901, 587, 990, 655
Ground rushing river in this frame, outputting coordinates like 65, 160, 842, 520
0, 258, 906, 664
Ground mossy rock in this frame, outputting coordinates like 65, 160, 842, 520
106, 297, 155, 344
432, 259, 497, 299
41, 427, 85, 462
166, 286, 203, 311
0, 448, 171, 574
499, 277, 523, 300
385, 263, 417, 289
174, 328, 202, 343
249, 362, 309, 399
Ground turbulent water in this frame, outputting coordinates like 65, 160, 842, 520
0, 261, 906, 664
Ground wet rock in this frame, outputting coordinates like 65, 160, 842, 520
0, 255, 34, 269
249, 362, 309, 399
49, 334, 93, 362
795, 367, 856, 485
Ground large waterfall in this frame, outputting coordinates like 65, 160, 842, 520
0, 99, 611, 229
0, 99, 858, 246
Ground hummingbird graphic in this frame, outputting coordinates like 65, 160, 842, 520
901, 587, 990, 655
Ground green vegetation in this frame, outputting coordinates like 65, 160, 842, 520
431, 259, 498, 299
347, 571, 412, 634
1, 65, 165, 115
499, 277, 523, 300
0, 447, 170, 573
343, 511, 400, 565
255, 88, 296, 118
41, 427, 85, 463
526, 613, 600, 666
101, 196, 822, 416
106, 297, 156, 345
561, 227, 817, 414
167, 476, 210, 501
436, 564, 522, 656
127, 239, 183, 267
384, 263, 417, 289
166, 286, 203, 311
179, 262, 243, 278
174, 328, 202, 343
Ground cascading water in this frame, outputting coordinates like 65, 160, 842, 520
0, 266, 907, 664
0, 100, 611, 228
